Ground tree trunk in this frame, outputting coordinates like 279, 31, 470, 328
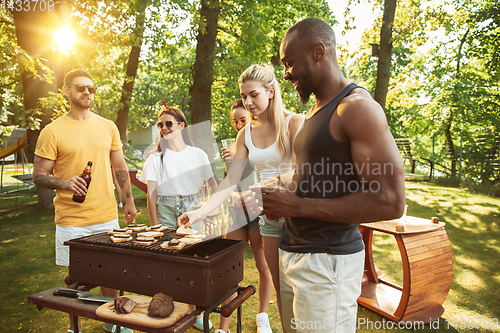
190, 0, 221, 125
445, 29, 469, 179
444, 119, 456, 177
115, 7, 146, 142
11, 6, 59, 209
421, 158, 434, 179
373, 0, 397, 112
188, 0, 221, 182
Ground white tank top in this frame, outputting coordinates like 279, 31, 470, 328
245, 115, 293, 181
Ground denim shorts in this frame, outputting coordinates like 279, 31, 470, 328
244, 218, 260, 233
228, 206, 260, 233
259, 215, 285, 238
157, 194, 205, 234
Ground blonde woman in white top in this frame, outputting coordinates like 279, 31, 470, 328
179, 64, 303, 333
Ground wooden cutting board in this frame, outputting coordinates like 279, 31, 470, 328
95, 295, 191, 328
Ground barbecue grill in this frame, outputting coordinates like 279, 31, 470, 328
62, 230, 253, 332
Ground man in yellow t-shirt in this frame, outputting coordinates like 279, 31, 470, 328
33, 69, 136, 333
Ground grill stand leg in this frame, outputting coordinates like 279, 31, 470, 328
203, 313, 210, 333
208, 285, 254, 333
72, 314, 79, 333
237, 303, 242, 333
201, 285, 241, 333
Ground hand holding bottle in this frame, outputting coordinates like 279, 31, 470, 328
73, 161, 92, 203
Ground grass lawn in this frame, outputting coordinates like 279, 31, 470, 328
0, 181, 499, 332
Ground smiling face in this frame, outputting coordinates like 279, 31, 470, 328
280, 32, 315, 105
65, 76, 94, 109
239, 80, 274, 118
158, 113, 184, 140
231, 107, 251, 132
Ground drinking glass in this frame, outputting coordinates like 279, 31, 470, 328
221, 138, 236, 152
250, 178, 281, 220
221, 138, 236, 169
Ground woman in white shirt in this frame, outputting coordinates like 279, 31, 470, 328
140, 103, 217, 234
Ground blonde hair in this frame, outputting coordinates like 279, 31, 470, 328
239, 64, 294, 159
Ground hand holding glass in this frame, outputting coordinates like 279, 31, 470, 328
231, 191, 260, 217
221, 138, 236, 168
250, 178, 281, 220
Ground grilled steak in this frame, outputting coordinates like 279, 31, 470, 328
147, 292, 174, 318
114, 296, 136, 314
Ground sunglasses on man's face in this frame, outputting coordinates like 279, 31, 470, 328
157, 120, 182, 129
71, 84, 97, 94
231, 118, 248, 127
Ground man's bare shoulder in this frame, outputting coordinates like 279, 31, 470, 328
337, 87, 382, 117
334, 87, 390, 142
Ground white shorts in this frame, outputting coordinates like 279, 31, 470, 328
55, 219, 119, 266
279, 249, 364, 333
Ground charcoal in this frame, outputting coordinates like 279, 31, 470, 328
147, 292, 174, 318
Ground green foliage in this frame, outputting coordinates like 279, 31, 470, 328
0, 10, 55, 132
2, 0, 498, 186
38, 90, 69, 121
209, 0, 335, 140
342, 0, 499, 185
460, 128, 500, 184
126, 0, 335, 140
128, 43, 196, 129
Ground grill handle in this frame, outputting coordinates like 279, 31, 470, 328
220, 285, 256, 317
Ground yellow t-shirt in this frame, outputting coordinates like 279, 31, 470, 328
35, 113, 122, 227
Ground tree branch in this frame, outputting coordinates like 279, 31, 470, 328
456, 28, 470, 74
217, 25, 240, 39
0, 79, 21, 89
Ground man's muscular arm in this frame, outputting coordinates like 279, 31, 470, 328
32, 155, 87, 195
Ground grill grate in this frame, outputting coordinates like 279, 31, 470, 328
69, 230, 187, 255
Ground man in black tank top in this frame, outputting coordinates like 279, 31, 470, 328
252, 18, 405, 332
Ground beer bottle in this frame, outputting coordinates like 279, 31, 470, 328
72, 161, 92, 203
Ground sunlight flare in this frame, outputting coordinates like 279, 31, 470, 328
54, 27, 75, 53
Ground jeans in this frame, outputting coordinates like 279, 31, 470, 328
157, 194, 205, 234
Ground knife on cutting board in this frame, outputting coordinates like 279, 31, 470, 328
53, 288, 116, 303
